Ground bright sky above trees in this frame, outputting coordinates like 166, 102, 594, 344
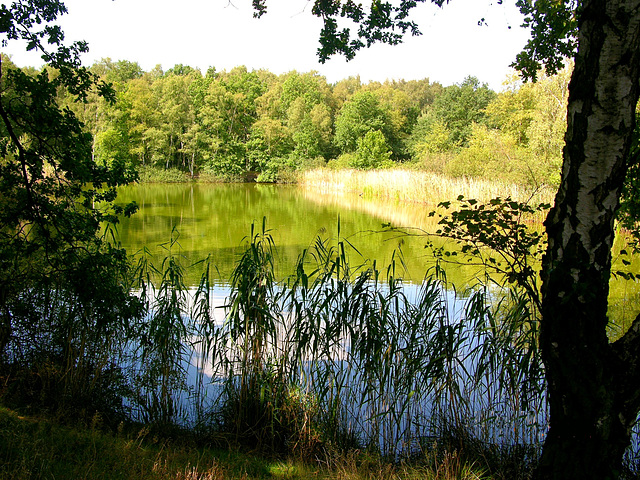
2, 0, 530, 90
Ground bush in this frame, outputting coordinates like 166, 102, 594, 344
137, 165, 191, 183
327, 153, 355, 169
353, 130, 392, 169
196, 170, 234, 183
411, 151, 456, 174
202, 153, 247, 181
445, 124, 559, 187
256, 156, 298, 183
411, 120, 456, 157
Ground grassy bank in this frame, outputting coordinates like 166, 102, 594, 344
137, 165, 246, 184
0, 406, 489, 480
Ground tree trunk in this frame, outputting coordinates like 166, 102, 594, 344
536, 0, 640, 478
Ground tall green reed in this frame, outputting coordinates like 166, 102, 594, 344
128, 228, 193, 426
211, 218, 292, 449
192, 217, 547, 462
11, 213, 546, 469
0, 211, 549, 476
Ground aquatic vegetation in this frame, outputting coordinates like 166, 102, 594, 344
0, 217, 553, 477
122, 219, 548, 467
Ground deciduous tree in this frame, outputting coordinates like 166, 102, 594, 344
420, 76, 496, 147
334, 90, 398, 156
0, 2, 139, 364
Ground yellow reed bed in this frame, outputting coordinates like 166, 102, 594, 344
299, 168, 556, 207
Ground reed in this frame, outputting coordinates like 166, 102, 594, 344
299, 168, 555, 210
129, 229, 193, 426
186, 219, 548, 475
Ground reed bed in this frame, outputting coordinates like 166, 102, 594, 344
116, 221, 547, 477
1, 219, 550, 478
299, 168, 555, 210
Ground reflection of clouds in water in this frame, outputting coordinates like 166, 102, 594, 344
185, 287, 229, 380
130, 279, 551, 453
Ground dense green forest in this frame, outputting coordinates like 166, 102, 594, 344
23, 55, 569, 188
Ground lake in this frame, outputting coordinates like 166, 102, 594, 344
115, 182, 473, 286
112, 182, 640, 456
114, 182, 639, 328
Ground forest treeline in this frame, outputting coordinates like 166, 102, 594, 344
16, 56, 568, 187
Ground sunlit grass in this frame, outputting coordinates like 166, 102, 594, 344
0, 406, 492, 480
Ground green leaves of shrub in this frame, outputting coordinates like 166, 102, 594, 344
433, 196, 550, 312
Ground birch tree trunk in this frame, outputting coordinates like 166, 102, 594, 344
537, 0, 640, 477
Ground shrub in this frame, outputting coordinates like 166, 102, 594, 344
352, 130, 392, 169
445, 124, 558, 187
137, 165, 191, 183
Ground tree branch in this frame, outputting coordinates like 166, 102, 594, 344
0, 58, 36, 211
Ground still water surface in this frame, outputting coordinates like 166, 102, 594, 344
115, 182, 640, 328
115, 183, 462, 286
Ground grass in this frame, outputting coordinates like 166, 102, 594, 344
0, 405, 298, 480
0, 406, 490, 480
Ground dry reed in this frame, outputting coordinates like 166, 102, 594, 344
299, 168, 555, 208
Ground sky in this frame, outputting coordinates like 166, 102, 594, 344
2, 0, 532, 91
